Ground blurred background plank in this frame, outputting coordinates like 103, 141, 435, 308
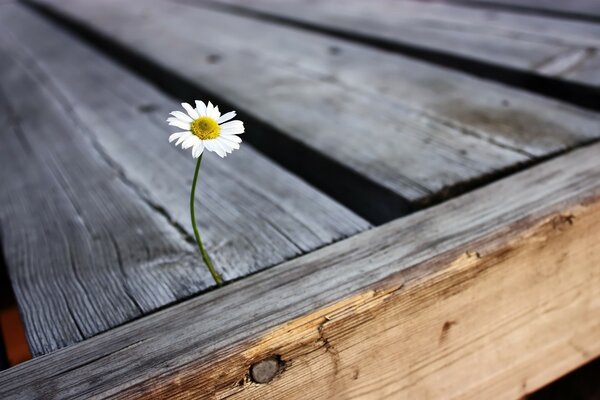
0, 4, 368, 356
201, 0, 600, 90
28, 0, 600, 224
448, 0, 600, 21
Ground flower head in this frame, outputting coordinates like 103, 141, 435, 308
168, 101, 244, 158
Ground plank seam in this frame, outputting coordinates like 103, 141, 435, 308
189, 0, 600, 112
18, 0, 600, 229
0, 54, 145, 350
448, 0, 600, 24
3, 29, 199, 249
21, 0, 413, 224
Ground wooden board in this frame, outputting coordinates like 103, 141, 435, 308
0, 130, 599, 399
202, 0, 600, 87
27, 0, 600, 221
0, 4, 369, 357
451, 0, 600, 20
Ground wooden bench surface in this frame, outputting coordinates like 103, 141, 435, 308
29, 0, 600, 221
1, 0, 600, 398
451, 0, 600, 20
203, 0, 600, 88
1, 122, 599, 400
0, 4, 369, 356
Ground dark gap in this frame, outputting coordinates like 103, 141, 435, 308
448, 0, 600, 25
23, 0, 412, 225
188, 0, 600, 112
527, 355, 600, 399
0, 231, 13, 371
0, 229, 32, 368
413, 136, 600, 209
0, 330, 7, 370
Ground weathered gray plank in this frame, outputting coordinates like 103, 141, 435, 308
28, 0, 600, 213
451, 0, 600, 20
204, 0, 600, 87
0, 4, 368, 356
0, 129, 599, 399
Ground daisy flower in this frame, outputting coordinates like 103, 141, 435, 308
167, 100, 244, 158
167, 100, 245, 287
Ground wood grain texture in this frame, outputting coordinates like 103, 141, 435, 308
0, 4, 368, 356
205, 0, 600, 86
1, 138, 599, 399
27, 0, 600, 210
450, 0, 600, 20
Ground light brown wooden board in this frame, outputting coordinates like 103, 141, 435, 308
204, 0, 600, 87
28, 0, 600, 215
0, 127, 599, 399
0, 4, 368, 357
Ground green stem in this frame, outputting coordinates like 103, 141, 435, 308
190, 154, 222, 286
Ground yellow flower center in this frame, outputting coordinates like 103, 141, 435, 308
191, 116, 220, 140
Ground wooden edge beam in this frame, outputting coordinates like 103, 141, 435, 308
1, 143, 600, 398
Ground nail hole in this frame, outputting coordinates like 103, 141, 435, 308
207, 54, 221, 64
328, 46, 341, 55
138, 104, 158, 113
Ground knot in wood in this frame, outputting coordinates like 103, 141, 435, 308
250, 356, 282, 384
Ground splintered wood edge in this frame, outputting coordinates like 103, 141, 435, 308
1, 143, 600, 399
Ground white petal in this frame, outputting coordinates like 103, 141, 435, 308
217, 111, 236, 124
218, 135, 241, 149
182, 102, 199, 119
204, 139, 225, 157
176, 132, 192, 146
215, 138, 233, 155
221, 127, 244, 135
206, 101, 215, 119
182, 136, 199, 149
216, 138, 233, 152
168, 119, 191, 130
192, 142, 204, 158
221, 133, 242, 143
168, 131, 188, 143
220, 120, 244, 129
213, 106, 221, 119
195, 100, 207, 116
170, 111, 193, 123
202, 139, 216, 152
222, 141, 240, 152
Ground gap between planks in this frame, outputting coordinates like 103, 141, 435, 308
192, 0, 600, 110
22, 0, 600, 226
0, 138, 599, 399
0, 4, 369, 356
449, 0, 600, 24
21, 0, 413, 224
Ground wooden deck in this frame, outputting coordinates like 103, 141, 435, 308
204, 0, 600, 88
0, 0, 599, 398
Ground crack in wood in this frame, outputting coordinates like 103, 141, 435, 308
317, 317, 340, 377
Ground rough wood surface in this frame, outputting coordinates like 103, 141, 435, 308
204, 0, 600, 87
451, 0, 600, 20
27, 0, 600, 217
0, 4, 368, 357
0, 137, 599, 399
